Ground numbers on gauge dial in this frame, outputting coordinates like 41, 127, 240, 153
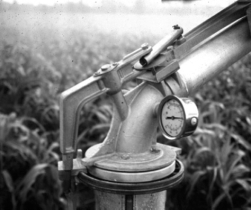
161, 99, 184, 137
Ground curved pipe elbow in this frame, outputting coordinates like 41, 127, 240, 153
116, 83, 164, 153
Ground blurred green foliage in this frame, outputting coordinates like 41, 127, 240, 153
0, 8, 251, 210
166, 55, 251, 210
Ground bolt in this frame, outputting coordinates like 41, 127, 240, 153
101, 64, 111, 71
151, 145, 160, 153
167, 46, 173, 51
141, 43, 149, 50
77, 149, 82, 160
121, 154, 130, 160
191, 117, 198, 126
173, 24, 180, 30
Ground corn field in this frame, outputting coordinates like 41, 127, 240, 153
1, 3, 251, 210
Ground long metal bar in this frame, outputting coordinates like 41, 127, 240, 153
139, 28, 183, 66
59, 76, 107, 192
60, 76, 106, 154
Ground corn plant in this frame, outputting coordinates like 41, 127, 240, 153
0, 113, 64, 210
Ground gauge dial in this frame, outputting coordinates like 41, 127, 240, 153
161, 99, 184, 137
158, 95, 199, 140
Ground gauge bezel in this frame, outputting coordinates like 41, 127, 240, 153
158, 95, 198, 140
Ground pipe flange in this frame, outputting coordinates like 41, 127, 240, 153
85, 143, 177, 182
86, 143, 176, 172
88, 160, 175, 183
77, 159, 184, 195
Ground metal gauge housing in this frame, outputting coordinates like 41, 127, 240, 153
158, 95, 199, 140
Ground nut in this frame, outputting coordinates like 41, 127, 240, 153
141, 43, 149, 50
101, 64, 111, 71
191, 117, 198, 126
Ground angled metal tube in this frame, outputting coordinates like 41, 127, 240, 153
174, 1, 251, 59
116, 82, 164, 153
139, 28, 183, 67
167, 17, 251, 96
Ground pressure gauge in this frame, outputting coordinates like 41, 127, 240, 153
158, 95, 199, 140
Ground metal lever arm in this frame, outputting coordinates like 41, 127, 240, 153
139, 27, 183, 66
59, 43, 153, 175
60, 76, 107, 171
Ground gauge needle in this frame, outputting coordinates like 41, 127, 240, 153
166, 116, 183, 120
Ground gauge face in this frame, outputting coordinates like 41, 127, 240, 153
161, 99, 184, 137
158, 95, 199, 140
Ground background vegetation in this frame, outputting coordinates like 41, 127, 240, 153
1, 1, 251, 210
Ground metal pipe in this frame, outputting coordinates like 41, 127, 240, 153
172, 17, 251, 96
94, 191, 167, 210
116, 83, 164, 153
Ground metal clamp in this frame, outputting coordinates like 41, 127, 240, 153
134, 26, 184, 83
77, 159, 184, 195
